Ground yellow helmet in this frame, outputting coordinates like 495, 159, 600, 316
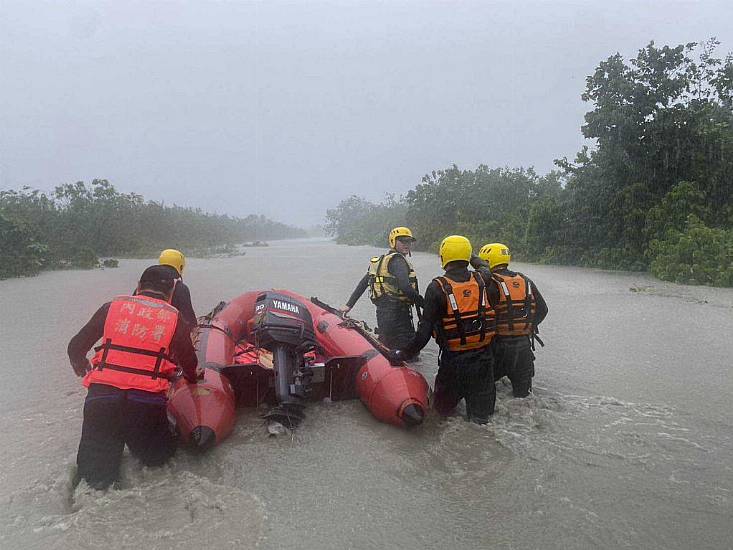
388, 226, 416, 249
479, 243, 511, 269
439, 235, 472, 269
158, 248, 186, 275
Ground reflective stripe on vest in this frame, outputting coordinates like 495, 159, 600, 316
367, 252, 418, 303
85, 295, 179, 393
434, 272, 495, 352
492, 273, 536, 336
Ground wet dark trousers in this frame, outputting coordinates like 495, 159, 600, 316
76, 384, 177, 489
493, 336, 535, 397
375, 300, 416, 350
433, 347, 496, 423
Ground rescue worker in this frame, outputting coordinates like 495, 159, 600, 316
340, 227, 424, 350
478, 243, 548, 397
155, 249, 197, 330
388, 236, 500, 423
68, 265, 199, 489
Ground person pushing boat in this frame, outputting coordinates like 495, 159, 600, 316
67, 265, 199, 489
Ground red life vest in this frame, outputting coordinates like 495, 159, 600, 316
433, 272, 496, 352
493, 272, 537, 336
85, 295, 179, 393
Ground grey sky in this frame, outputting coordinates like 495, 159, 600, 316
2, 1, 732, 226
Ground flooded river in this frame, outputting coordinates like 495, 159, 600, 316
1, 239, 731, 549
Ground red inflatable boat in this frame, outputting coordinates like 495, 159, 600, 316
168, 290, 429, 450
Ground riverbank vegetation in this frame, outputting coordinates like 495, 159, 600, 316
326, 40, 733, 286
0, 179, 304, 279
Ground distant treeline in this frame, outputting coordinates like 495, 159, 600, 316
326, 40, 733, 287
0, 179, 304, 279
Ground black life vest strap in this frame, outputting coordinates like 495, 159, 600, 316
438, 276, 466, 346
95, 339, 172, 379
496, 274, 515, 331
96, 362, 173, 380
94, 341, 173, 361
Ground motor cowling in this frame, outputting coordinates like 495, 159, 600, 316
252, 292, 316, 351
253, 292, 317, 424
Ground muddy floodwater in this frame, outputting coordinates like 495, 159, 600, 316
1, 238, 731, 549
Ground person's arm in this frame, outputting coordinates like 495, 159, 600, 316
530, 280, 548, 326
172, 282, 197, 329
343, 273, 370, 311
67, 303, 110, 377
399, 281, 443, 357
471, 258, 500, 308
388, 255, 424, 308
470, 253, 490, 272
169, 314, 199, 382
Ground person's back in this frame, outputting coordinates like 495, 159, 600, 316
157, 249, 197, 330
479, 243, 548, 396
68, 265, 198, 489
393, 236, 499, 423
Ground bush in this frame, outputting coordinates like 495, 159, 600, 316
0, 180, 304, 278
69, 246, 100, 269
0, 213, 49, 279
648, 216, 733, 286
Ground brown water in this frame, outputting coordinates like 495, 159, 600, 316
1, 238, 731, 549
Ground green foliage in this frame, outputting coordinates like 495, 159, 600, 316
525, 195, 568, 259
0, 212, 48, 278
326, 194, 407, 247
102, 258, 119, 268
326, 167, 563, 260
324, 39, 732, 287
644, 181, 708, 242
0, 180, 304, 279
649, 216, 733, 286
562, 39, 733, 267
405, 166, 557, 257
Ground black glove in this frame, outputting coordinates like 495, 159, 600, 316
470, 253, 488, 270
72, 360, 91, 377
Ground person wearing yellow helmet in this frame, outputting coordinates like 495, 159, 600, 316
340, 227, 424, 351
387, 235, 501, 424
478, 243, 548, 397
153, 249, 197, 330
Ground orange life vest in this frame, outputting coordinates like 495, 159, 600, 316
492, 272, 536, 336
85, 295, 179, 393
434, 272, 496, 352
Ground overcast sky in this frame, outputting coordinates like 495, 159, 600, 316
1, 1, 732, 226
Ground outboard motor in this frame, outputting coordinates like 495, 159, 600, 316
252, 292, 317, 428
